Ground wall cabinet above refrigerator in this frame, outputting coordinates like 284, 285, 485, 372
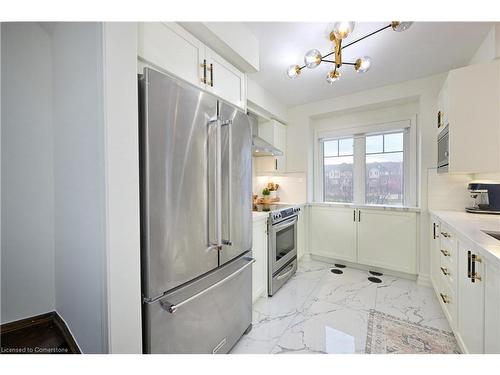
437, 60, 500, 174
138, 22, 246, 110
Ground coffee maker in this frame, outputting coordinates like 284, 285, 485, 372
466, 181, 500, 214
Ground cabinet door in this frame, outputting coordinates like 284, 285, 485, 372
484, 259, 500, 353
252, 219, 267, 301
447, 61, 500, 173
357, 210, 417, 274
138, 22, 205, 88
309, 206, 357, 263
205, 47, 246, 109
457, 240, 484, 353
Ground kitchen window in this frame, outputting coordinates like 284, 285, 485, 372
323, 138, 354, 203
316, 119, 415, 207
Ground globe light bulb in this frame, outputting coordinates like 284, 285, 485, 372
331, 21, 355, 40
355, 56, 372, 73
326, 70, 341, 84
391, 21, 413, 32
286, 64, 301, 79
304, 49, 322, 69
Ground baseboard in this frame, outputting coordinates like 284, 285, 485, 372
417, 273, 432, 287
0, 311, 80, 354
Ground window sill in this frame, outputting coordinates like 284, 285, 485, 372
309, 201, 421, 213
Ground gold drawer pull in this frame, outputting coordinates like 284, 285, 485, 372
440, 267, 449, 276
472, 272, 482, 282
440, 249, 450, 257
440, 293, 450, 304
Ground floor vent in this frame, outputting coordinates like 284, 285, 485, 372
331, 269, 344, 275
368, 276, 382, 283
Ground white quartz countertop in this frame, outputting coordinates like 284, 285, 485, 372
310, 202, 421, 213
431, 210, 500, 266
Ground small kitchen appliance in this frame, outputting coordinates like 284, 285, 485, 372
466, 181, 500, 214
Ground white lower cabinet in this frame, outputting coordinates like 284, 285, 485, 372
484, 260, 500, 353
309, 206, 357, 263
252, 217, 268, 302
457, 239, 485, 353
357, 210, 417, 274
430, 214, 500, 353
297, 208, 307, 260
309, 205, 417, 273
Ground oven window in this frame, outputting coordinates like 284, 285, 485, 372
275, 224, 295, 261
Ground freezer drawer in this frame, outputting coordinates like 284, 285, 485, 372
143, 256, 253, 354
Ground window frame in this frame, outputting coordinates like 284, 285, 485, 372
314, 118, 416, 207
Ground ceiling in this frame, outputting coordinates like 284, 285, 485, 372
245, 22, 493, 107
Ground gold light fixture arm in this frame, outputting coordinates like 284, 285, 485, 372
334, 38, 342, 68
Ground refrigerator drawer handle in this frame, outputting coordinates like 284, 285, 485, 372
159, 258, 256, 314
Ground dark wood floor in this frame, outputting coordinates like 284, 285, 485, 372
1, 312, 80, 354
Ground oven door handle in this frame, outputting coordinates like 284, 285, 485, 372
272, 216, 298, 231
276, 262, 296, 280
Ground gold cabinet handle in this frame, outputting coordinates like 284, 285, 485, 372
440, 249, 450, 257
472, 273, 482, 282
440, 293, 450, 304
440, 267, 449, 276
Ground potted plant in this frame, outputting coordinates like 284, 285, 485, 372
262, 187, 271, 204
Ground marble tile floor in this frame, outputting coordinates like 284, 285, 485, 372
230, 256, 452, 354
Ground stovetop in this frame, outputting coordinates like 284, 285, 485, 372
253, 203, 297, 213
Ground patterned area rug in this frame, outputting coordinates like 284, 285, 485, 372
365, 310, 460, 354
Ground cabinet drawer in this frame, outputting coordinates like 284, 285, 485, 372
436, 280, 457, 330
439, 224, 457, 257
439, 253, 457, 294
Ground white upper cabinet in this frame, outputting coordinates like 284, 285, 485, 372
138, 23, 205, 88
357, 210, 417, 274
438, 60, 500, 173
205, 47, 246, 109
254, 119, 287, 173
137, 22, 247, 109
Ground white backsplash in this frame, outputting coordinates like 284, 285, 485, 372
427, 168, 473, 211
253, 172, 307, 203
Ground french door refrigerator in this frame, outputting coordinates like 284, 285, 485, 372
139, 68, 253, 354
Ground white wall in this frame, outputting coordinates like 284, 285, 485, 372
102, 22, 142, 354
1, 23, 56, 324
286, 73, 446, 279
51, 22, 107, 353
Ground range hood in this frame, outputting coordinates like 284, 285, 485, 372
248, 113, 283, 157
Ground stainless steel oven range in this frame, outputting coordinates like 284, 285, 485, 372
267, 205, 301, 296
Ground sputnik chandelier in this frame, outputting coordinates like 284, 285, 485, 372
286, 21, 413, 84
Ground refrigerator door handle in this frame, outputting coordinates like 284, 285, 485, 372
159, 257, 255, 313
208, 118, 222, 251
221, 119, 233, 246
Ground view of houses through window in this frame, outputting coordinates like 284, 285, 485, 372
323, 138, 354, 202
322, 130, 405, 206
365, 132, 404, 205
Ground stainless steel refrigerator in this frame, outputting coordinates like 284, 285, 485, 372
139, 68, 254, 354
